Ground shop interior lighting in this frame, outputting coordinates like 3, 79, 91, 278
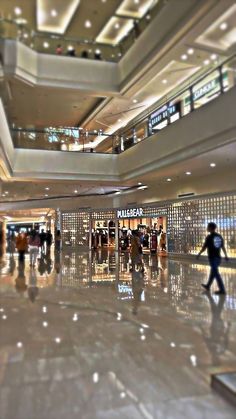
185, 171, 191, 175
43, 42, 49, 48
210, 163, 216, 167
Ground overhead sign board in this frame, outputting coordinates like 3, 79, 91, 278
117, 208, 144, 219
149, 102, 180, 129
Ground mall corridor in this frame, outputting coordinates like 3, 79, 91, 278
0, 250, 236, 419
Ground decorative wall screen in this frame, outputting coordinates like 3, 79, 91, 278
61, 211, 89, 247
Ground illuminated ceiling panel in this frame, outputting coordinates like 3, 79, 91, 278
37, 0, 80, 34
117, 0, 157, 19
96, 16, 134, 46
195, 4, 236, 50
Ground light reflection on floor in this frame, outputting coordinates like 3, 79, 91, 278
0, 250, 236, 419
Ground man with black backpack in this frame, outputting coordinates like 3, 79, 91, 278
197, 222, 229, 295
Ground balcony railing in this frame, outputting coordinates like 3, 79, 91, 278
0, 1, 164, 63
11, 55, 236, 155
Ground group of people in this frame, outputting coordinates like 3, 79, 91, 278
8, 229, 58, 267
56, 44, 102, 60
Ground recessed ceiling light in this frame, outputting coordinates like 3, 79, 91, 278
43, 42, 49, 48
118, 118, 122, 122
210, 163, 216, 167
85, 20, 92, 28
5, 191, 9, 194
220, 22, 228, 31
95, 49, 101, 54
23, 33, 28, 39
134, 0, 140, 4
162, 79, 167, 84
185, 171, 191, 175
181, 54, 188, 60
187, 48, 194, 55
14, 7, 22, 15
167, 178, 172, 182
45, 187, 50, 190
133, 99, 138, 103
210, 53, 217, 60
74, 190, 78, 193
138, 182, 142, 185
203, 59, 210, 65
45, 194, 48, 197
51, 9, 57, 17
114, 23, 120, 29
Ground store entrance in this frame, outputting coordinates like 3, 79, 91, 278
91, 219, 116, 249
119, 216, 167, 254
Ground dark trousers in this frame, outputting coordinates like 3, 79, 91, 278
207, 257, 225, 293
18, 250, 25, 263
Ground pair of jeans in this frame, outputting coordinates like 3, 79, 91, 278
207, 257, 225, 293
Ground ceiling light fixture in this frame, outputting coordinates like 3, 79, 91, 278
186, 171, 191, 175
138, 182, 142, 185
133, 99, 138, 103
114, 23, 120, 29
187, 48, 194, 55
51, 9, 58, 17
210, 53, 217, 60
167, 178, 172, 182
45, 187, 50, 191
220, 22, 228, 31
74, 190, 78, 193
44, 194, 48, 197
14, 7, 22, 15
203, 59, 210, 65
210, 163, 216, 167
181, 54, 188, 60
162, 79, 167, 84
85, 20, 92, 28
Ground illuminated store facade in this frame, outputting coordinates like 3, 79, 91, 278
60, 192, 236, 258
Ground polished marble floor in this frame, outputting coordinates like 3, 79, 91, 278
0, 250, 236, 419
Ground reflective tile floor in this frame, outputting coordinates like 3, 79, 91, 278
0, 250, 236, 419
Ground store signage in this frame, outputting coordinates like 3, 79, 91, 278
193, 79, 217, 101
149, 102, 180, 128
117, 208, 144, 219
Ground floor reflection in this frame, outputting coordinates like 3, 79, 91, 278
0, 250, 236, 419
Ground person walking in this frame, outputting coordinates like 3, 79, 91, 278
46, 230, 53, 254
55, 230, 61, 252
39, 229, 46, 254
130, 230, 144, 272
197, 222, 229, 295
28, 230, 40, 268
16, 232, 28, 263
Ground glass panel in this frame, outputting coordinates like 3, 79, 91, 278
222, 56, 236, 92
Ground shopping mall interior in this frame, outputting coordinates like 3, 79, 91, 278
0, 1, 236, 418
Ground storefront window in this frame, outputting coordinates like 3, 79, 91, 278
169, 89, 191, 120
192, 70, 221, 110
222, 56, 236, 92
